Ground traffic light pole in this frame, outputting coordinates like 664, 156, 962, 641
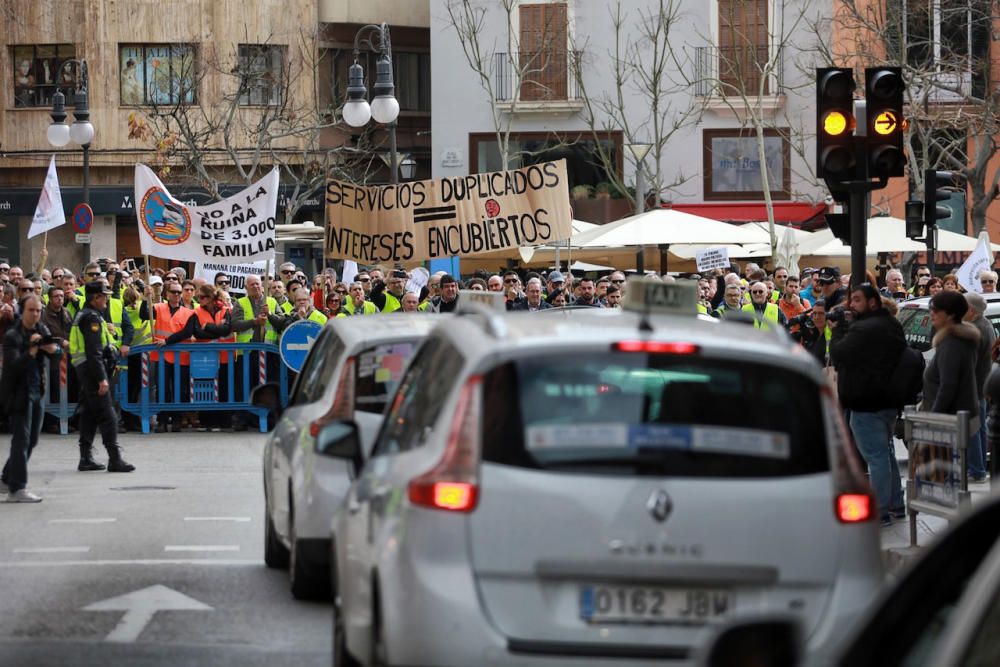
849, 190, 868, 287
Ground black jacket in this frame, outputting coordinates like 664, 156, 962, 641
1, 321, 57, 413
75, 307, 113, 384
829, 308, 906, 411
923, 322, 980, 418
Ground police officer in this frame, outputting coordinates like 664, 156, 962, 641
70, 280, 135, 473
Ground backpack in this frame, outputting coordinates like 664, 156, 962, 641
888, 345, 925, 408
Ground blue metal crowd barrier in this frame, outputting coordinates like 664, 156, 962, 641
41, 355, 77, 435
118, 342, 289, 434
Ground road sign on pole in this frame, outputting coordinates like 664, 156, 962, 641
72, 202, 94, 233
279, 319, 323, 372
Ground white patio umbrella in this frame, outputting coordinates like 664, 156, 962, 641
568, 208, 764, 271
570, 208, 763, 248
774, 225, 802, 275
801, 217, 926, 256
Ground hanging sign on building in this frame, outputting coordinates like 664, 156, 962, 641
325, 160, 572, 263
134, 164, 277, 264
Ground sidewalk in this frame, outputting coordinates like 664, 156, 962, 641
881, 438, 995, 572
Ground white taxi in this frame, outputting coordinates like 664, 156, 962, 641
318, 283, 883, 665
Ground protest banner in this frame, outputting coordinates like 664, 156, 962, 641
325, 160, 572, 263
194, 260, 268, 294
696, 247, 729, 272
134, 164, 278, 264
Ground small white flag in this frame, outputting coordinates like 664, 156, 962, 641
341, 260, 358, 286
28, 155, 67, 239
956, 232, 994, 293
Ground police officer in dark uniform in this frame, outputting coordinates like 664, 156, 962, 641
70, 280, 134, 473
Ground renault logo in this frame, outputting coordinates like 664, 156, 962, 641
646, 489, 672, 523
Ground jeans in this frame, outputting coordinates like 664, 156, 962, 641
969, 399, 989, 478
850, 408, 905, 520
1, 399, 43, 493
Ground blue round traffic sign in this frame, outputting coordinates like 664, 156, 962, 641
279, 319, 323, 372
72, 203, 94, 233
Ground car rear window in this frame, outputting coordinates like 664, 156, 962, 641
481, 352, 828, 477
354, 341, 418, 414
899, 306, 933, 351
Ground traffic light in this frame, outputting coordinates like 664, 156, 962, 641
865, 67, 905, 178
816, 68, 856, 181
924, 169, 961, 234
826, 212, 851, 245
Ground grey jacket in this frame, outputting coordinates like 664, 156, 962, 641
969, 313, 996, 399
922, 322, 981, 420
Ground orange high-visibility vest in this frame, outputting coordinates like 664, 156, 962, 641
152, 302, 193, 365
194, 305, 234, 363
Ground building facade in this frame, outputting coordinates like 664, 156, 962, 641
0, 0, 431, 274
430, 0, 831, 245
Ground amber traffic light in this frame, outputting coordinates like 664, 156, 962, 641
865, 67, 905, 178
816, 68, 856, 180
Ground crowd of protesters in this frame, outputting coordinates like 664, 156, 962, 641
3, 254, 1000, 516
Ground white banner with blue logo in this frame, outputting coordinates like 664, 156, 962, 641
134, 164, 278, 263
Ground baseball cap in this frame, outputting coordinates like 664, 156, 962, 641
548, 270, 565, 283
149, 276, 163, 286
817, 266, 840, 283
84, 281, 113, 297
391, 269, 408, 280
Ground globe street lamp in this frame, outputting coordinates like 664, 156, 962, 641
48, 59, 95, 209
342, 23, 407, 184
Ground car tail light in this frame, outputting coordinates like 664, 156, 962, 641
407, 375, 482, 513
822, 385, 875, 524
309, 357, 356, 437
836, 494, 872, 523
613, 341, 700, 354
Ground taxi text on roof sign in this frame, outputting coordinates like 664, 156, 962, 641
624, 279, 698, 315
457, 289, 507, 313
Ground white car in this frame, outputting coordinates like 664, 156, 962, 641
255, 314, 442, 599
321, 283, 884, 666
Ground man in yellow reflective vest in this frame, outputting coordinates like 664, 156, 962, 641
69, 281, 135, 473
370, 269, 408, 314
742, 281, 787, 330
337, 282, 379, 317
231, 274, 283, 431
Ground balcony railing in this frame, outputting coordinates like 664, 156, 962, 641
493, 50, 582, 103
695, 45, 783, 98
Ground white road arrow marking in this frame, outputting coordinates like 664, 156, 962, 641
82, 584, 212, 642
285, 335, 316, 352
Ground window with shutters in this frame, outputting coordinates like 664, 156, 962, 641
717, 0, 770, 96
891, 0, 990, 101
518, 3, 570, 102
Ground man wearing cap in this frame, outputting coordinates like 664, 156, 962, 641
70, 281, 135, 473
546, 271, 565, 298
426, 274, 460, 313
965, 292, 995, 481
370, 269, 408, 314
816, 266, 847, 309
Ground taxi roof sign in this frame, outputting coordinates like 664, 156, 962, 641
457, 289, 507, 313
624, 278, 698, 315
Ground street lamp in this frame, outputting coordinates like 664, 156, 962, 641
400, 155, 418, 181
342, 23, 407, 184
48, 59, 94, 210
625, 142, 652, 272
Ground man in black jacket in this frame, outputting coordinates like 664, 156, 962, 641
830, 283, 907, 526
1, 295, 60, 502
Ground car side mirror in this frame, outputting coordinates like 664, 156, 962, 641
316, 421, 363, 476
696, 616, 801, 667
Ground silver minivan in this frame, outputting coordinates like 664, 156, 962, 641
321, 286, 884, 666
256, 314, 442, 599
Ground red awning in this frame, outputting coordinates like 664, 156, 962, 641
667, 202, 827, 228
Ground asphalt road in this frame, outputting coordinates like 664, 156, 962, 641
0, 431, 330, 666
